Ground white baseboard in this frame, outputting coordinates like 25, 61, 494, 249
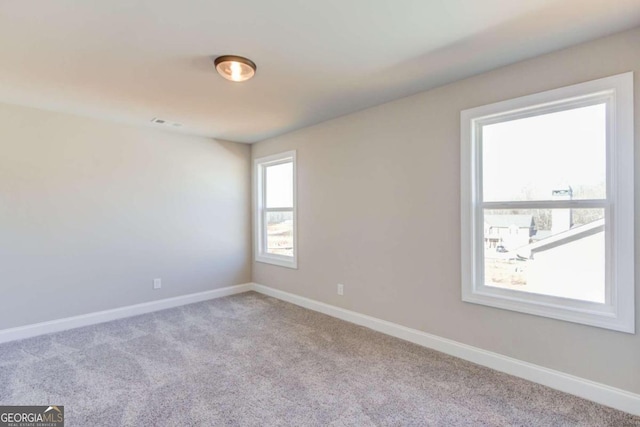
0, 283, 252, 344
2, 281, 638, 416
251, 283, 640, 417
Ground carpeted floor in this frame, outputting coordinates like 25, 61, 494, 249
0, 292, 638, 426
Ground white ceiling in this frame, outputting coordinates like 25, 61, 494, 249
1, 1, 639, 143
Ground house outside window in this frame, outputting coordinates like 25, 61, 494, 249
254, 151, 297, 269
461, 73, 634, 332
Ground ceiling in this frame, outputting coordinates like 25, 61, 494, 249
1, 1, 639, 143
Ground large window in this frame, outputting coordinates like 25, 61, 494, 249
461, 73, 634, 332
254, 151, 297, 269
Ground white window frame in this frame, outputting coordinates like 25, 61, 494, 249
254, 151, 297, 269
461, 72, 634, 333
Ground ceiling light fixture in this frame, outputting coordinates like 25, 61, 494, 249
214, 55, 256, 82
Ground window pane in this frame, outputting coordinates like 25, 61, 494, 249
483, 208, 605, 303
266, 211, 293, 256
482, 104, 606, 202
266, 162, 293, 208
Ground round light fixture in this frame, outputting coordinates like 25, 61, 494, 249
214, 55, 256, 82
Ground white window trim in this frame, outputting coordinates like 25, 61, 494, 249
254, 150, 298, 269
460, 72, 634, 333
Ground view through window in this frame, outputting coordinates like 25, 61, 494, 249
265, 162, 294, 256
482, 104, 606, 303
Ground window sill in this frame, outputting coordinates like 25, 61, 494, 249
255, 255, 298, 269
462, 287, 633, 333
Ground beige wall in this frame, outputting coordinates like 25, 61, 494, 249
252, 27, 640, 393
0, 103, 251, 329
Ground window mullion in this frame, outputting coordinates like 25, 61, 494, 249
481, 199, 609, 210
264, 207, 294, 212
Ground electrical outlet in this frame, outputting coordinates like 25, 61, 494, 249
337, 283, 344, 296
153, 278, 162, 290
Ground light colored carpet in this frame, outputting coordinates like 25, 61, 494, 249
0, 292, 638, 426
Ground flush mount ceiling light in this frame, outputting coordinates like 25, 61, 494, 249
214, 55, 256, 82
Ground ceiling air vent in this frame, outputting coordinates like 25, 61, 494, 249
151, 118, 182, 127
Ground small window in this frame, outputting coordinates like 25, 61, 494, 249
461, 73, 634, 332
254, 151, 297, 268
